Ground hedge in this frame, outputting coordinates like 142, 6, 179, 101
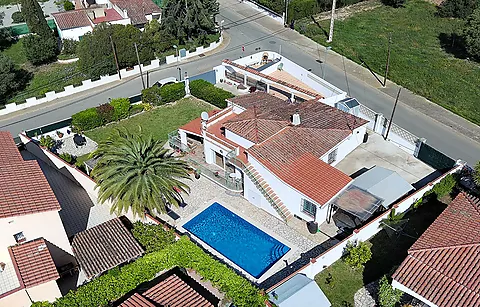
159, 82, 186, 104
141, 86, 162, 105
49, 237, 266, 307
71, 107, 102, 131
190, 79, 234, 108
110, 98, 130, 120
131, 222, 176, 253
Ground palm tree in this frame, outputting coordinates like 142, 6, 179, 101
91, 129, 191, 217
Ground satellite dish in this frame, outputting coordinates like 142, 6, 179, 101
201, 112, 209, 121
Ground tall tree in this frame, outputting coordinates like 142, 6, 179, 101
91, 129, 191, 217
20, 0, 51, 37
464, 8, 480, 60
0, 54, 30, 103
162, 0, 219, 43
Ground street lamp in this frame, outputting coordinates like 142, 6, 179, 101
323, 46, 332, 79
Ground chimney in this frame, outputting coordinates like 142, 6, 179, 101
292, 111, 301, 126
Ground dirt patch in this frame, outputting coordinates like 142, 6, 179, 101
313, 0, 382, 22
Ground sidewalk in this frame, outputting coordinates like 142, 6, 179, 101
233, 0, 480, 144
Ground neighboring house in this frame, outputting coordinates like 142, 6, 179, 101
268, 274, 331, 307
392, 192, 480, 307
116, 266, 221, 306
177, 91, 369, 223
72, 217, 144, 285
52, 0, 160, 40
0, 132, 74, 306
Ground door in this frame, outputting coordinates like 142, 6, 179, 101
215, 151, 224, 168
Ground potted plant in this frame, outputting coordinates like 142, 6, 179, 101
56, 130, 64, 138
194, 169, 201, 179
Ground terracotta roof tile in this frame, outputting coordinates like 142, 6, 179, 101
0, 131, 61, 219
92, 8, 123, 24
72, 218, 144, 279
9, 238, 59, 288
179, 110, 223, 136
109, 0, 160, 25
143, 274, 214, 307
52, 10, 92, 30
392, 192, 480, 307
119, 293, 155, 307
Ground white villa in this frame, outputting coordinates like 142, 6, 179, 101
52, 0, 161, 41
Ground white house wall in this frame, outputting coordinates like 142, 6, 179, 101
27, 280, 62, 303
225, 129, 255, 149
0, 289, 32, 307
59, 26, 92, 41
248, 155, 327, 222
110, 18, 131, 25
243, 172, 281, 219
321, 126, 367, 167
203, 138, 231, 166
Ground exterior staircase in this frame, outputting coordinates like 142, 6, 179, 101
244, 163, 293, 222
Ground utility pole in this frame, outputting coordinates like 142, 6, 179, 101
284, 0, 288, 27
327, 0, 337, 43
146, 71, 149, 88
110, 35, 121, 80
134, 42, 146, 90
383, 33, 392, 87
385, 88, 401, 140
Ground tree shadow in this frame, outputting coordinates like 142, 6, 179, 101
438, 32, 469, 59
310, 15, 328, 38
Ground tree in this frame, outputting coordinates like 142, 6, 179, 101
464, 8, 480, 59
23, 34, 58, 65
344, 241, 372, 269
63, 0, 75, 11
143, 19, 176, 55
473, 161, 480, 186
21, 0, 51, 37
381, 0, 405, 8
0, 28, 13, 51
0, 54, 20, 100
162, 0, 219, 43
91, 129, 191, 217
378, 275, 403, 307
11, 11, 25, 24
438, 0, 478, 19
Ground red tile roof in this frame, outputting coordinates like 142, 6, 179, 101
0, 131, 61, 219
179, 109, 223, 136
109, 0, 160, 25
119, 293, 155, 307
92, 8, 123, 24
223, 60, 324, 99
9, 238, 59, 288
392, 192, 480, 307
227, 91, 286, 110
52, 10, 92, 30
72, 217, 144, 279
143, 274, 214, 307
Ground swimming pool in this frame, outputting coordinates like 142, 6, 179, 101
183, 203, 290, 278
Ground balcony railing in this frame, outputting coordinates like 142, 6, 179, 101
188, 158, 243, 192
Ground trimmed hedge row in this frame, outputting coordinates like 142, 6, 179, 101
141, 82, 186, 105
131, 222, 176, 253
71, 98, 131, 131
190, 79, 234, 108
46, 237, 265, 307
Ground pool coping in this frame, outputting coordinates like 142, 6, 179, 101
178, 201, 299, 284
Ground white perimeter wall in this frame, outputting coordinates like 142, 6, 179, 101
59, 26, 93, 41
0, 280, 62, 307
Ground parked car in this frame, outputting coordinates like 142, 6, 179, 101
155, 77, 178, 87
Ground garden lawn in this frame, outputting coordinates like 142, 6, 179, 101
298, 0, 480, 125
85, 98, 215, 143
315, 195, 449, 306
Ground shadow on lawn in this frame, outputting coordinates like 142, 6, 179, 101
438, 32, 469, 60
362, 197, 449, 284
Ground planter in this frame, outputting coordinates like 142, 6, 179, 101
195, 173, 201, 179
307, 221, 318, 234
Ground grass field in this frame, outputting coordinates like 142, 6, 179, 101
315, 196, 449, 306
85, 98, 215, 144
297, 0, 480, 126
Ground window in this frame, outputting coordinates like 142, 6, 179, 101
301, 199, 317, 218
13, 232, 25, 243
328, 148, 338, 164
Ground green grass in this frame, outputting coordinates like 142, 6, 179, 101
315, 196, 449, 306
85, 98, 215, 144
298, 0, 480, 125
1, 38, 27, 65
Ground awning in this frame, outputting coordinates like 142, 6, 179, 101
332, 185, 383, 221
268, 274, 331, 307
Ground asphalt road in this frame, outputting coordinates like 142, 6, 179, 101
1, 0, 479, 165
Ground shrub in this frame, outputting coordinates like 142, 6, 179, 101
344, 241, 372, 269
30, 302, 53, 307
61, 38, 78, 55
53, 237, 266, 307
72, 107, 103, 131
11, 11, 25, 23
23, 34, 58, 65
464, 8, 480, 60
378, 275, 403, 307
438, 0, 477, 19
96, 103, 115, 124
190, 79, 234, 108
142, 86, 163, 105
131, 222, 176, 253
431, 173, 456, 199
129, 104, 144, 116
474, 161, 480, 186
110, 98, 130, 120
159, 82, 185, 103
63, 0, 74, 10
59, 152, 75, 163
39, 135, 55, 149
381, 0, 405, 8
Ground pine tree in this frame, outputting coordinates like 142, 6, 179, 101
20, 0, 51, 36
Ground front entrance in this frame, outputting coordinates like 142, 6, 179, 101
215, 151, 224, 168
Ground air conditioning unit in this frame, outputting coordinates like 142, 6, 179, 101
335, 97, 360, 116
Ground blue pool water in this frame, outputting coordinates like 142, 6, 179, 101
183, 203, 290, 278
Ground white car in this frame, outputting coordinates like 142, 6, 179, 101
155, 77, 178, 87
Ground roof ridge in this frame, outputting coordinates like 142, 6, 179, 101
410, 242, 480, 253
406, 250, 480, 296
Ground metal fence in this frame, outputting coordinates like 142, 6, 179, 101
390, 122, 418, 145
359, 104, 376, 120
187, 158, 243, 192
